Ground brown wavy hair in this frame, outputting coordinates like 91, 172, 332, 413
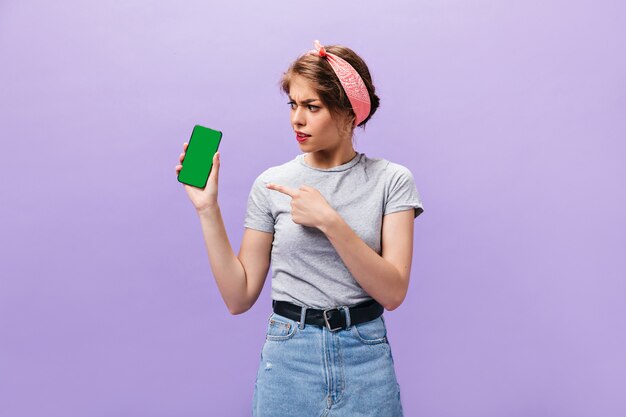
279, 43, 381, 136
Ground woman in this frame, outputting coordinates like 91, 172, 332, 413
175, 40, 424, 417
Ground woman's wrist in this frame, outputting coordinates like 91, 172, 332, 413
196, 202, 219, 215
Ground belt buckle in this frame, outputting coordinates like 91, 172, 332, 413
323, 308, 343, 332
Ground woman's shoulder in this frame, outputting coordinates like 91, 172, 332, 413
362, 154, 413, 177
251, 155, 301, 185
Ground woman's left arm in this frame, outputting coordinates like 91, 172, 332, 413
319, 209, 415, 311
265, 182, 415, 311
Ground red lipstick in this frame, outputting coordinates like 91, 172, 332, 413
295, 131, 311, 143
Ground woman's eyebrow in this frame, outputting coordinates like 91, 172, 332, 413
288, 96, 320, 104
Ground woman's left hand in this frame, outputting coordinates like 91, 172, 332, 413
266, 183, 337, 230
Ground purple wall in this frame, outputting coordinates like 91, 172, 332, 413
1, 1, 625, 416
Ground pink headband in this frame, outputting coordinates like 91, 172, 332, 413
307, 40, 371, 128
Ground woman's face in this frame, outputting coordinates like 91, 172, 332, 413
288, 75, 352, 152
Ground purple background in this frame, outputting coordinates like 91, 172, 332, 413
1, 0, 625, 416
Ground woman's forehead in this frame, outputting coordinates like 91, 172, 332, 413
289, 76, 318, 95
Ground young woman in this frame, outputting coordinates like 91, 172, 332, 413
175, 40, 424, 417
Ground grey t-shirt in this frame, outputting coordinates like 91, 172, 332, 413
244, 151, 424, 309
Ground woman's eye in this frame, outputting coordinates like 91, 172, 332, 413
287, 101, 319, 111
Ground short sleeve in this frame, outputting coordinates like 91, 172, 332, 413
244, 175, 275, 233
383, 164, 425, 218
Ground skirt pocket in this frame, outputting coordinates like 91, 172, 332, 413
351, 315, 388, 345
266, 313, 298, 341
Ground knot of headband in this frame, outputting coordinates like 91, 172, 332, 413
307, 40, 371, 128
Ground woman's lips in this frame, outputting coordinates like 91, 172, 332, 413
296, 133, 310, 143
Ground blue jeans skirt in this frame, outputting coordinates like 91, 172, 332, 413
252, 305, 404, 417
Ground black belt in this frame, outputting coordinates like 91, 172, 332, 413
272, 298, 384, 332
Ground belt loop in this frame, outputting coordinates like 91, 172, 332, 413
299, 306, 307, 330
343, 306, 351, 330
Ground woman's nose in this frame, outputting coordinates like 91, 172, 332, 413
291, 106, 305, 126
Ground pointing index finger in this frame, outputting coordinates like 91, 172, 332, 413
266, 183, 296, 198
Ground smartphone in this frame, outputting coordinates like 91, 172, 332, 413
177, 125, 222, 188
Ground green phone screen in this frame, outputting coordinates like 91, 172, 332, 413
177, 125, 222, 188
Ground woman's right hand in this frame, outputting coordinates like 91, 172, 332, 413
175, 142, 221, 212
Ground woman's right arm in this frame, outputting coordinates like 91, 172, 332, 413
196, 205, 273, 315
176, 144, 272, 314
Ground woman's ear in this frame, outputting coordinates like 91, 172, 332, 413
340, 110, 355, 135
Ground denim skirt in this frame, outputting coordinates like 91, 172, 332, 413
252, 307, 403, 417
